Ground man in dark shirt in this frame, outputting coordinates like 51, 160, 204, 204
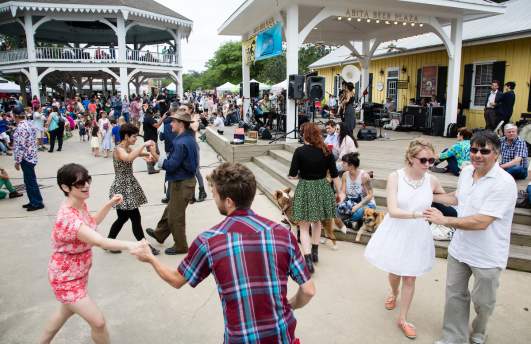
146, 109, 198, 255
500, 82, 516, 126
134, 162, 315, 343
142, 107, 166, 174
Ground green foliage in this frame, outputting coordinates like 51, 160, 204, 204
182, 41, 332, 91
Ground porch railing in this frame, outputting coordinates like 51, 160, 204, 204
0, 47, 177, 66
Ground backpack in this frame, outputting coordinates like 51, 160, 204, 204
516, 190, 530, 209
57, 113, 65, 126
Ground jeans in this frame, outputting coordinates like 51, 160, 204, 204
20, 160, 43, 207
505, 165, 528, 180
337, 196, 376, 222
122, 112, 130, 123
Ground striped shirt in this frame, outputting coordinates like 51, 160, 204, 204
178, 208, 310, 344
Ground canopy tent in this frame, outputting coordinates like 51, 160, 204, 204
166, 82, 177, 92
0, 78, 20, 93
249, 79, 271, 91
216, 82, 238, 93
271, 79, 288, 94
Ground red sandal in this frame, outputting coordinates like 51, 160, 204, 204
384, 295, 397, 310
398, 321, 417, 339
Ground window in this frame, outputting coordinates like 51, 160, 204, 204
472, 63, 493, 107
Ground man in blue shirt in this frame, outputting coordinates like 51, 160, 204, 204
500, 123, 528, 180
146, 109, 198, 255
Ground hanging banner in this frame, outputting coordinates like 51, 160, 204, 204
254, 22, 283, 62
420, 66, 438, 97
243, 37, 256, 65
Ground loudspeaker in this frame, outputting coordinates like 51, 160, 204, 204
250, 82, 259, 98
357, 127, 378, 140
239, 83, 243, 97
288, 74, 305, 100
306, 76, 325, 101
429, 115, 445, 136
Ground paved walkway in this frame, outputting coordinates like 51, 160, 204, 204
0, 135, 530, 343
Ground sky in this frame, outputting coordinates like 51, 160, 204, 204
156, 0, 244, 73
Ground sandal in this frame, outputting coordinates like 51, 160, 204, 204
384, 295, 397, 310
398, 321, 417, 339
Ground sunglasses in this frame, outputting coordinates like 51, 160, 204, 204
415, 157, 435, 165
72, 176, 92, 189
470, 147, 492, 155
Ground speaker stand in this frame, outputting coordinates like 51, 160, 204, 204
270, 103, 298, 144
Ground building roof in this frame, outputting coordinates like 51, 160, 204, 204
0, 0, 191, 23
310, 0, 528, 69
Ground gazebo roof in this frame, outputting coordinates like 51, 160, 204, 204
0, 0, 191, 22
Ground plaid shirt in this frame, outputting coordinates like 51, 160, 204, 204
500, 136, 528, 169
178, 209, 310, 344
13, 120, 38, 165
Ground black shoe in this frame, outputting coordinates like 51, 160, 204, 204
146, 228, 164, 244
311, 244, 319, 263
197, 187, 207, 202
161, 198, 169, 204
165, 246, 188, 255
189, 196, 196, 204
26, 204, 45, 211
148, 170, 160, 174
22, 203, 31, 209
109, 250, 122, 254
48, 150, 53, 153
9, 191, 23, 199
149, 244, 160, 256
304, 254, 315, 274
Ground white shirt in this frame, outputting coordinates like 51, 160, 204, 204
449, 164, 517, 269
487, 90, 497, 108
213, 116, 225, 131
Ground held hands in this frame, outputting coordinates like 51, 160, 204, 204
130, 239, 154, 262
423, 207, 447, 225
143, 140, 155, 148
110, 194, 124, 206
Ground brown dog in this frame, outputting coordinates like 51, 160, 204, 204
273, 187, 343, 249
355, 207, 385, 242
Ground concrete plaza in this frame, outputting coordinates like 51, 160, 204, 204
0, 136, 530, 344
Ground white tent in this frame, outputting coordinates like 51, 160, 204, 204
0, 77, 20, 93
271, 79, 287, 94
216, 82, 238, 93
166, 82, 176, 92
250, 79, 271, 91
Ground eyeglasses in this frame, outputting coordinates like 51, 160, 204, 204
415, 157, 435, 165
72, 176, 92, 189
470, 147, 492, 155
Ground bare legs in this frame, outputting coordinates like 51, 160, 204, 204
299, 221, 322, 254
387, 273, 417, 324
40, 295, 109, 344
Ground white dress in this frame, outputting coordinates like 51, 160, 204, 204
364, 168, 435, 276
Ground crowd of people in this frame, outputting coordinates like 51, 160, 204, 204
1, 78, 529, 344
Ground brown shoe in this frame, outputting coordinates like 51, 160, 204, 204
146, 228, 164, 244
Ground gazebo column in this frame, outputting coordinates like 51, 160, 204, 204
103, 78, 108, 94
241, 37, 250, 119
177, 71, 183, 98
89, 78, 93, 92
285, 4, 299, 140
23, 14, 40, 100
119, 67, 129, 96
360, 40, 370, 122
111, 78, 116, 94
117, 15, 126, 62
445, 18, 463, 131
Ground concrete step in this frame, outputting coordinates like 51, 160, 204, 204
244, 161, 287, 205
254, 155, 297, 189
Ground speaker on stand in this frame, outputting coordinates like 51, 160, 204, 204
271, 75, 305, 143
249, 82, 259, 98
306, 76, 325, 122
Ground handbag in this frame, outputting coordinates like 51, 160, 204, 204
516, 189, 530, 208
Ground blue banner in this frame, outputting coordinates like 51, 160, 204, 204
254, 22, 283, 62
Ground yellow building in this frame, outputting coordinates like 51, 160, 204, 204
310, 0, 531, 129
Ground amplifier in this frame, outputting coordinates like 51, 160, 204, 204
357, 127, 378, 140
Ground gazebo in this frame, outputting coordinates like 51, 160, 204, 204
0, 0, 192, 101
219, 0, 505, 138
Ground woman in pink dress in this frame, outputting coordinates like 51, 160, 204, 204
40, 163, 141, 344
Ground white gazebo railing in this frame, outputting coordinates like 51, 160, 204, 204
0, 49, 28, 63
0, 47, 177, 66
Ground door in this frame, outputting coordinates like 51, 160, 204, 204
387, 79, 398, 107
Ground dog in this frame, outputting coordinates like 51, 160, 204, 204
273, 187, 343, 249
355, 207, 385, 242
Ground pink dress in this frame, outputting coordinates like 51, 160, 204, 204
48, 202, 96, 304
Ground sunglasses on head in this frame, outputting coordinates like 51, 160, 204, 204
72, 176, 92, 189
470, 147, 492, 155
415, 157, 435, 165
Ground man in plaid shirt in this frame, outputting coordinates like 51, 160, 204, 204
500, 124, 528, 180
133, 163, 315, 343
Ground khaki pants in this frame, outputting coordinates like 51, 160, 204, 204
439, 255, 501, 344
153, 178, 196, 252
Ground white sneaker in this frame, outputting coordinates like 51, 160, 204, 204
339, 225, 347, 234
320, 237, 327, 244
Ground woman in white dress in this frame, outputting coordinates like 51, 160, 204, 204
98, 111, 113, 158
364, 138, 444, 339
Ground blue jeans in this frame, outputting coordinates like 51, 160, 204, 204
527, 185, 531, 205
21, 160, 44, 207
505, 165, 528, 180
122, 112, 130, 123
439, 149, 461, 176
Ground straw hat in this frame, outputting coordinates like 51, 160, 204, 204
168, 110, 192, 122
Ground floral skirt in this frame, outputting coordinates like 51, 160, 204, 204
293, 178, 336, 222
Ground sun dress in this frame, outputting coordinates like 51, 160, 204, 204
109, 150, 147, 210
364, 168, 435, 276
48, 202, 96, 304
98, 118, 113, 150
